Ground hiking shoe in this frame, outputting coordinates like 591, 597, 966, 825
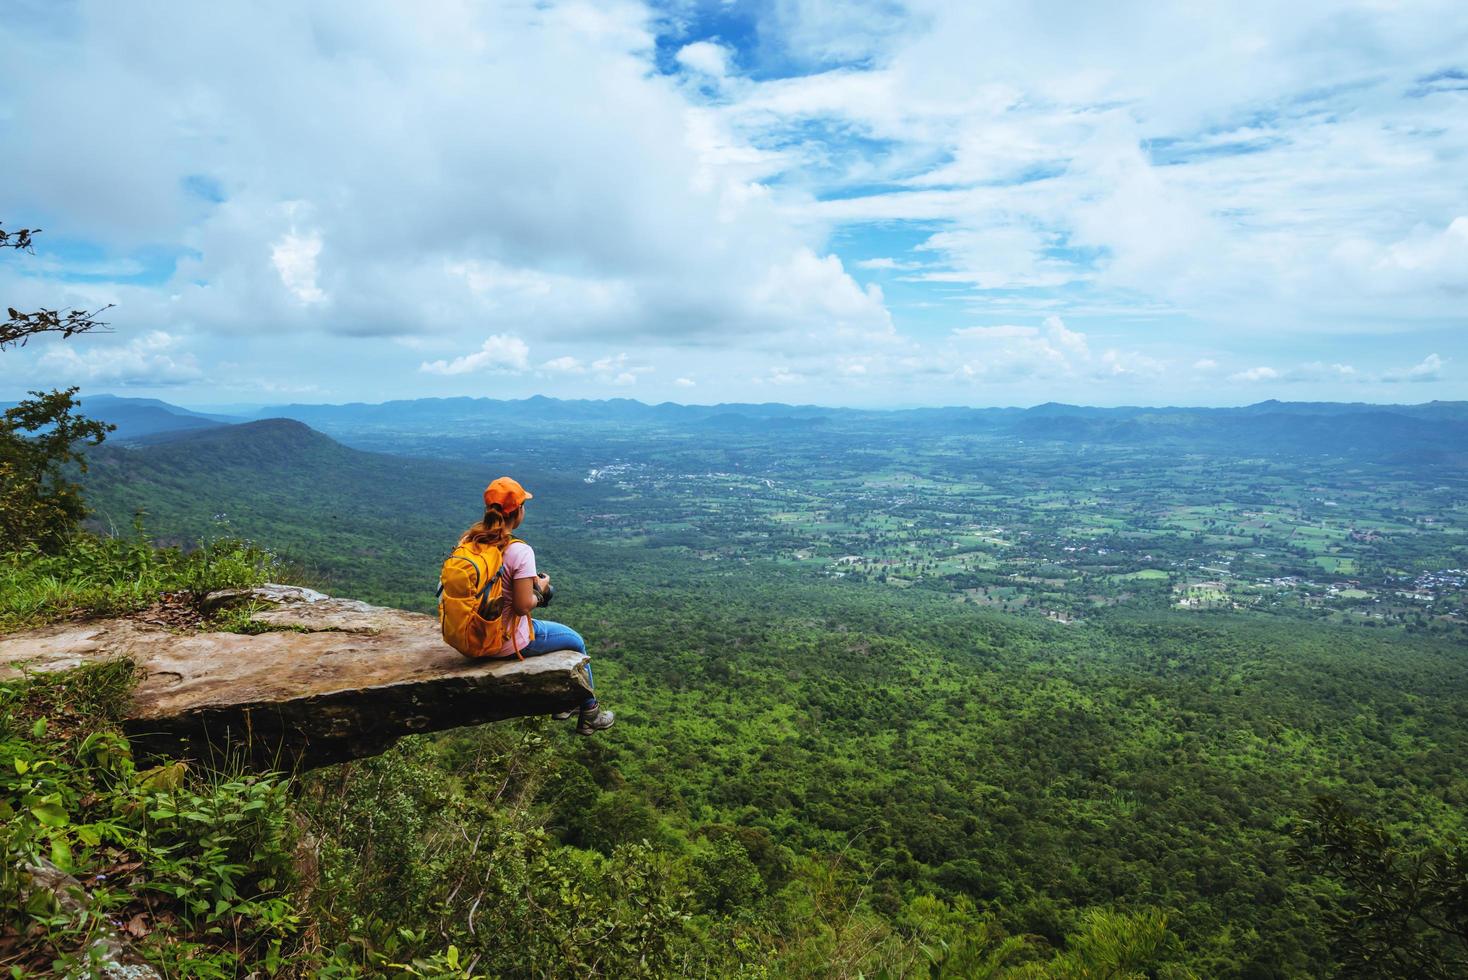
550, 709, 575, 721
577, 705, 615, 736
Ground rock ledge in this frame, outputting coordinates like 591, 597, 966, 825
0, 586, 593, 770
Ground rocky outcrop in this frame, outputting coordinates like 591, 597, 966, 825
21, 859, 162, 979
0, 586, 593, 770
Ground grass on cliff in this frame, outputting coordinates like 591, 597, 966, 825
0, 532, 285, 633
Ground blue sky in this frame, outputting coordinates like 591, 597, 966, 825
1, 0, 1465, 407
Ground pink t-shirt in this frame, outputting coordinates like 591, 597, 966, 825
497, 541, 537, 656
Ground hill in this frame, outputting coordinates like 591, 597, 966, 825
75, 394, 243, 441
81, 420, 496, 608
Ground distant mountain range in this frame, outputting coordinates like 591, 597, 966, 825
44, 393, 1468, 462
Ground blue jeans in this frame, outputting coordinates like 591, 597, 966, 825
520, 620, 596, 709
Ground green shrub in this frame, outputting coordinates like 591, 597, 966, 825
0, 664, 302, 976
0, 532, 280, 632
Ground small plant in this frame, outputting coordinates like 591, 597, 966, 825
202, 599, 301, 636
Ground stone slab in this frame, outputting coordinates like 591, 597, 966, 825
0, 586, 593, 770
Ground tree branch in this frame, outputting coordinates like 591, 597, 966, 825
1, 305, 114, 351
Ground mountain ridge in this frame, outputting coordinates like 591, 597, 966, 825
63, 393, 1468, 461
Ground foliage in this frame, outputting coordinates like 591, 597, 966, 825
46, 402, 1468, 975
0, 221, 110, 352
1, 220, 115, 553
0, 388, 113, 553
0, 531, 279, 632
1292, 795, 1468, 978
0, 664, 299, 977
297, 733, 694, 978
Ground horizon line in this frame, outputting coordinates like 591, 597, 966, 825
63, 391, 1468, 415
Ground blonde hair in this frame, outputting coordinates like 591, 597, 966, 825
460, 504, 518, 548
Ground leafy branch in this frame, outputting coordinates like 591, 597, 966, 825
0, 222, 111, 351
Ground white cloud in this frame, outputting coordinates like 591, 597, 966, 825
1331, 219, 1468, 301
916, 226, 1080, 290
0, 0, 888, 353
590, 352, 653, 385
947, 314, 1111, 382
674, 376, 696, 387
765, 367, 804, 385
720, 0, 1468, 332
1382, 352, 1444, 383
751, 248, 893, 338
541, 356, 586, 374
1292, 362, 1359, 381
419, 335, 530, 376
676, 41, 732, 79
1042, 315, 1089, 359
36, 331, 202, 386
270, 227, 326, 304
856, 256, 921, 271
5, 0, 1466, 404
1226, 356, 1443, 385
1098, 349, 1165, 378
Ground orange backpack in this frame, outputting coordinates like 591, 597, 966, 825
437, 538, 534, 659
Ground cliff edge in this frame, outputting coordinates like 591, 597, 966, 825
0, 585, 593, 770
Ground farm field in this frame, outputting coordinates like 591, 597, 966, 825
248, 409, 1468, 636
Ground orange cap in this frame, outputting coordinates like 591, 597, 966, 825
483, 476, 533, 512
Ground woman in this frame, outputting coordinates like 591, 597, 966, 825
462, 476, 614, 735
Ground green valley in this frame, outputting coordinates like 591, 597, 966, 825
42, 397, 1468, 977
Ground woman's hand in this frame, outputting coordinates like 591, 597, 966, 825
536, 573, 551, 593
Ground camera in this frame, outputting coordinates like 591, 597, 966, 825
534, 581, 556, 608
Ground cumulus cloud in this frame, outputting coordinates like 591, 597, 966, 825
725, 0, 1468, 329
1, 0, 887, 352
676, 41, 733, 78
270, 227, 326, 304
946, 315, 1126, 382
5, 0, 1465, 405
751, 249, 892, 338
35, 331, 202, 386
1098, 349, 1165, 378
1042, 315, 1089, 359
1382, 353, 1444, 383
419, 335, 531, 376
541, 356, 587, 374
1331, 220, 1468, 301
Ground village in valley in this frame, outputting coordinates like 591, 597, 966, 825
566, 435, 1468, 635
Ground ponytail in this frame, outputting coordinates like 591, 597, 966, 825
460, 504, 517, 548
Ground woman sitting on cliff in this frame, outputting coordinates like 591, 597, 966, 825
456, 477, 613, 735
